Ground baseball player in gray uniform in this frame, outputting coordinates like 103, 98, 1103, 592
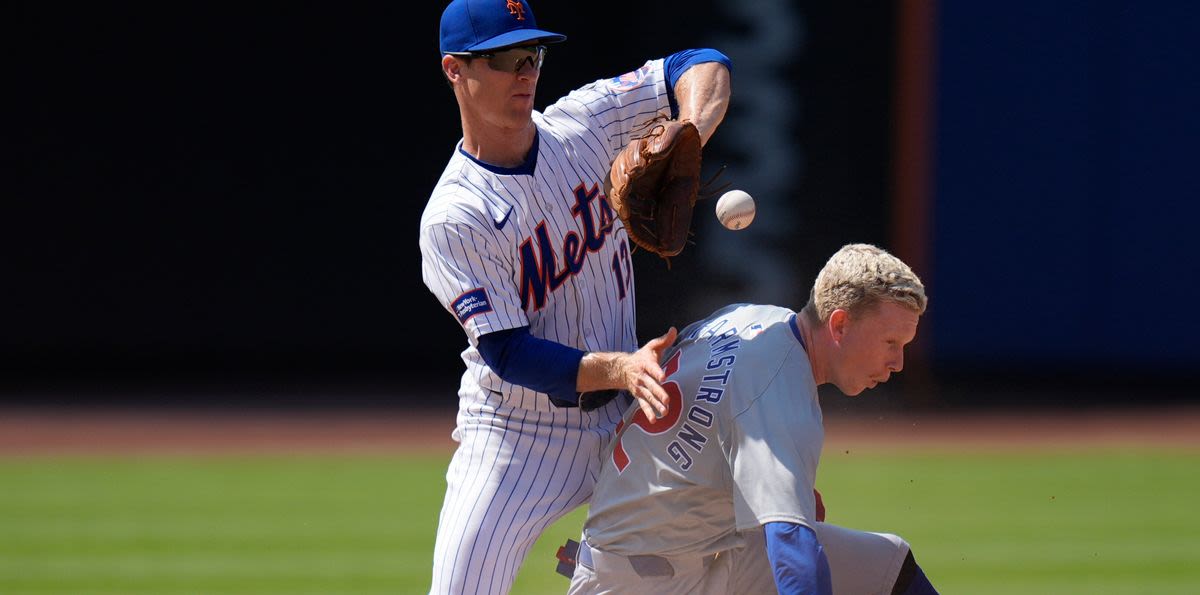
568, 244, 940, 595
421, 1, 732, 593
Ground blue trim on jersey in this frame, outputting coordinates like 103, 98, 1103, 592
789, 313, 806, 349
664, 48, 733, 120
476, 326, 584, 406
765, 522, 832, 595
458, 130, 540, 176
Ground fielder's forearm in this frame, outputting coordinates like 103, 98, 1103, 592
575, 351, 625, 392
575, 327, 675, 417
477, 327, 584, 406
674, 62, 731, 146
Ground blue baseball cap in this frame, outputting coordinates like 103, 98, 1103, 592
439, 0, 566, 54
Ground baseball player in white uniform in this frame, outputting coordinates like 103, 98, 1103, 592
568, 244, 940, 595
420, 1, 731, 593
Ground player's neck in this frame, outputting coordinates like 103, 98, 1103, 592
460, 119, 536, 169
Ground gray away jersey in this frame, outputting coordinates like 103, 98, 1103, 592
420, 60, 673, 414
583, 304, 823, 558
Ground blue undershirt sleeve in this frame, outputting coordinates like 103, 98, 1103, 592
663, 48, 732, 119
475, 327, 585, 408
764, 522, 833, 595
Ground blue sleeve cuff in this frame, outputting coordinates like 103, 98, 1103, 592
476, 327, 585, 407
764, 522, 832, 595
663, 48, 732, 119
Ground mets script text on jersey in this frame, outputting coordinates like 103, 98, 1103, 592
519, 182, 626, 311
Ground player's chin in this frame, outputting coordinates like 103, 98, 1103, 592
506, 105, 535, 124
846, 380, 880, 396
842, 384, 867, 397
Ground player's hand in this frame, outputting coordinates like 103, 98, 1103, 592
622, 327, 678, 421
576, 327, 679, 417
814, 488, 826, 522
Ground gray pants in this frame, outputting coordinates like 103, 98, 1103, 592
568, 523, 909, 595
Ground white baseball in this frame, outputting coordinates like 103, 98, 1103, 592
716, 189, 756, 230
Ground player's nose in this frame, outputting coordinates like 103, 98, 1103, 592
516, 59, 539, 79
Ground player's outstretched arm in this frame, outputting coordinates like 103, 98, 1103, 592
577, 327, 678, 420
674, 61, 731, 146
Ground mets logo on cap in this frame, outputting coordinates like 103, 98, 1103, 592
506, 0, 526, 20
439, 0, 566, 54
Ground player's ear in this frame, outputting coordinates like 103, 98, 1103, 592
442, 54, 465, 84
828, 309, 849, 344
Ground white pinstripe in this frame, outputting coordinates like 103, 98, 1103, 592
421, 59, 673, 594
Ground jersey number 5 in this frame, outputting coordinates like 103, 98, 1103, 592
612, 349, 684, 472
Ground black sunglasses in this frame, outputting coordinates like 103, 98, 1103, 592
448, 45, 547, 73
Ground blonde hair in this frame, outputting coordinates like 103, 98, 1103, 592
805, 243, 927, 322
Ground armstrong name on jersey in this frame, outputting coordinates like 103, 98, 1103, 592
612, 320, 742, 473
663, 324, 742, 471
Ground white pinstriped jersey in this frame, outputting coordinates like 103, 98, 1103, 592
420, 59, 673, 414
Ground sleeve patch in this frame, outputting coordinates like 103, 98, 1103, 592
607, 65, 652, 92
452, 288, 493, 324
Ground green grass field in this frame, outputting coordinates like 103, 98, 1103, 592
2, 449, 1197, 594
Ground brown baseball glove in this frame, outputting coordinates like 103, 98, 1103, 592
604, 118, 703, 261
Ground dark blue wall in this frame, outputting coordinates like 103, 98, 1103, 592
932, 1, 1200, 371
